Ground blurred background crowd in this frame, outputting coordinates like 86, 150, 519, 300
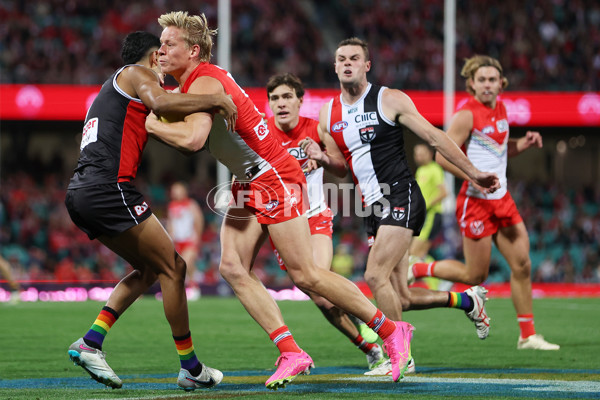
1, 0, 599, 90
1, 0, 599, 290
1, 164, 599, 287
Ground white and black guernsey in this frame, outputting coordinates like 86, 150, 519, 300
68, 65, 150, 189
327, 83, 414, 206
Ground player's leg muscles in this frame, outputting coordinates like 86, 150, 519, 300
219, 206, 285, 334
269, 216, 377, 323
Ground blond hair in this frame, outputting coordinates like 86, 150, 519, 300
158, 11, 216, 62
460, 55, 509, 95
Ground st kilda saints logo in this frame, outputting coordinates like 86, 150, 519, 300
359, 126, 376, 143
392, 207, 405, 221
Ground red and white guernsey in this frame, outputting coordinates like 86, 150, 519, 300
181, 62, 288, 180
267, 116, 327, 218
460, 97, 509, 200
167, 199, 198, 243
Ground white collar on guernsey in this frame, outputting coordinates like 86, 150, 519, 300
112, 64, 144, 104
340, 82, 372, 107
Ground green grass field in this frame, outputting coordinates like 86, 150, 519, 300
0, 296, 599, 399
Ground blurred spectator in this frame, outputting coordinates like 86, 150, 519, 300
1, 1, 598, 90
1, 162, 598, 286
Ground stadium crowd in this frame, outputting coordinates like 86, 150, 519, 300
1, 167, 599, 287
1, 1, 598, 288
1, 0, 599, 90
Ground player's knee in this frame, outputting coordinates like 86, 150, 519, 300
159, 253, 186, 281
400, 297, 412, 311
363, 270, 385, 290
511, 257, 531, 279
288, 269, 318, 292
218, 259, 243, 283
465, 270, 487, 285
311, 294, 333, 310
167, 254, 187, 282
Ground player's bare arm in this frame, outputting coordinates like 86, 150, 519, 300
381, 88, 499, 192
507, 130, 543, 157
434, 109, 473, 182
120, 65, 237, 128
145, 75, 227, 153
299, 104, 348, 177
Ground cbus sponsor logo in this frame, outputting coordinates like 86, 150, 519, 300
354, 111, 377, 123
332, 121, 348, 133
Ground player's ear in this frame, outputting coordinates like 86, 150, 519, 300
365, 60, 371, 72
150, 50, 159, 68
467, 78, 475, 94
190, 44, 201, 59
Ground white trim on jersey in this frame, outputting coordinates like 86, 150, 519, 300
117, 182, 139, 224
340, 83, 372, 107
112, 65, 144, 104
326, 99, 334, 131
377, 87, 396, 126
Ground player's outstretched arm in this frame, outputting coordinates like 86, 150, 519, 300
125, 65, 237, 129
381, 88, 499, 193
299, 104, 348, 177
507, 130, 542, 157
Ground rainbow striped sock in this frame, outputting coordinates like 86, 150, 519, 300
447, 291, 474, 312
174, 332, 202, 376
83, 306, 119, 350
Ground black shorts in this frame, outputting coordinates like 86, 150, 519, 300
65, 182, 153, 240
364, 180, 426, 242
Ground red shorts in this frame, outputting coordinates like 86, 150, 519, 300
270, 208, 333, 270
456, 188, 522, 239
174, 240, 198, 255
231, 156, 308, 224
308, 207, 334, 237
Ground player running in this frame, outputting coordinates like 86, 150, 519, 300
411, 55, 559, 350
265, 72, 386, 371
146, 11, 418, 387
65, 31, 235, 390
301, 38, 500, 376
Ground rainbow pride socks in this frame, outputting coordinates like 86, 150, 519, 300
83, 306, 119, 350
174, 332, 202, 376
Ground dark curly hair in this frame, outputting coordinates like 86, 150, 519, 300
121, 31, 161, 65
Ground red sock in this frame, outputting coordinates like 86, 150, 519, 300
269, 325, 302, 354
350, 334, 376, 354
413, 261, 436, 279
517, 314, 536, 338
366, 310, 396, 340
